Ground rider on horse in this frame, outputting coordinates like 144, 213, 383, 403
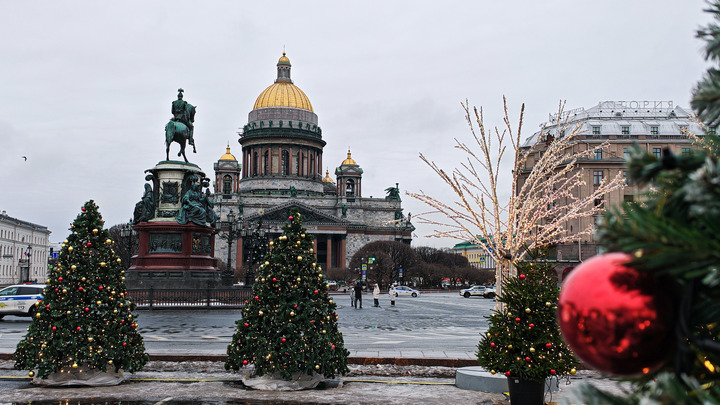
172, 88, 195, 147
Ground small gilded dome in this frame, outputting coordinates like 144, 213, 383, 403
278, 52, 290, 65
322, 169, 334, 183
220, 144, 237, 161
341, 149, 357, 165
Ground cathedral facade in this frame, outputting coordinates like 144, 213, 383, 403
212, 53, 413, 273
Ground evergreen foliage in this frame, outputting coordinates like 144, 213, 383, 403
477, 254, 578, 382
14, 200, 147, 379
569, 4, 720, 398
225, 208, 349, 379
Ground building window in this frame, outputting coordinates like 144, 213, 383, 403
650, 126, 659, 135
263, 151, 269, 175
281, 150, 289, 175
345, 179, 355, 196
252, 152, 258, 176
623, 148, 631, 161
594, 149, 602, 160
296, 152, 300, 174
594, 198, 604, 208
652, 148, 661, 158
623, 170, 632, 186
222, 175, 232, 196
682, 147, 691, 156
592, 126, 601, 135
624, 195, 634, 203
593, 170, 603, 187
621, 126, 630, 135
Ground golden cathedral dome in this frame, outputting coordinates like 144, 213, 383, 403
253, 52, 314, 112
322, 169, 334, 183
219, 144, 237, 161
341, 149, 357, 165
254, 83, 313, 111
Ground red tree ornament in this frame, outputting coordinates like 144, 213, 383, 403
558, 252, 673, 376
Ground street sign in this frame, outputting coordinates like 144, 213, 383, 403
361, 264, 367, 271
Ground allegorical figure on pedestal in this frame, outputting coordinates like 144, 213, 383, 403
133, 183, 156, 224
176, 182, 206, 226
165, 88, 197, 162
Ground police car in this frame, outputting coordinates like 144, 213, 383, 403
0, 284, 45, 319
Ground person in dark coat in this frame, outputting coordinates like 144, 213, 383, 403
353, 283, 363, 309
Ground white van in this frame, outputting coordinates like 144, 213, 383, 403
0, 284, 46, 319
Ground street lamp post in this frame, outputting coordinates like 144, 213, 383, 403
240, 219, 268, 288
119, 221, 133, 269
24, 245, 32, 283
215, 210, 241, 287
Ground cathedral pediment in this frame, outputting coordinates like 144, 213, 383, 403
245, 201, 344, 224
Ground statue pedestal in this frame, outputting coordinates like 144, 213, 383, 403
125, 222, 220, 290
127, 222, 219, 289
128, 160, 221, 289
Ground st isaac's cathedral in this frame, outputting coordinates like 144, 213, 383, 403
211, 53, 413, 272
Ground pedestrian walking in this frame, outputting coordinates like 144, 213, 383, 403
389, 285, 396, 307
372, 284, 380, 307
350, 287, 355, 308
354, 283, 363, 309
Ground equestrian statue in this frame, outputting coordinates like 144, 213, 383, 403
165, 88, 197, 162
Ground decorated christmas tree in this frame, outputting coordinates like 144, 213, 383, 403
477, 252, 578, 392
14, 200, 148, 380
225, 208, 349, 380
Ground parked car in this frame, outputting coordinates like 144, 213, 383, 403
393, 285, 419, 297
0, 284, 46, 319
460, 285, 496, 299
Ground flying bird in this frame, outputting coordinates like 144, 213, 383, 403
21, 156, 27, 161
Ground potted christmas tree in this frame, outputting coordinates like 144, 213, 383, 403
14, 200, 148, 386
225, 208, 349, 390
477, 253, 578, 405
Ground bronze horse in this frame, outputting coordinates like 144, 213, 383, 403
165, 104, 196, 162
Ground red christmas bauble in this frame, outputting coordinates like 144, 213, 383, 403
558, 252, 673, 376
243, 360, 248, 365
289, 216, 294, 220
281, 338, 286, 342
519, 274, 526, 280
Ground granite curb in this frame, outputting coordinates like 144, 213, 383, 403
0, 352, 479, 367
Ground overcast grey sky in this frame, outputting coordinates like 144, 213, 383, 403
0, 1, 711, 247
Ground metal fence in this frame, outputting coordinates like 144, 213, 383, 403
127, 288, 253, 309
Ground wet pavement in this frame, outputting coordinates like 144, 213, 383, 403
0, 292, 625, 404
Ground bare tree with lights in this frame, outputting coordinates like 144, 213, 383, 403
409, 98, 625, 296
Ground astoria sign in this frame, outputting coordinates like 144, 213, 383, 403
598, 100, 674, 110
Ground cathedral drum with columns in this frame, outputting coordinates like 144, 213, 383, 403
212, 53, 413, 278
